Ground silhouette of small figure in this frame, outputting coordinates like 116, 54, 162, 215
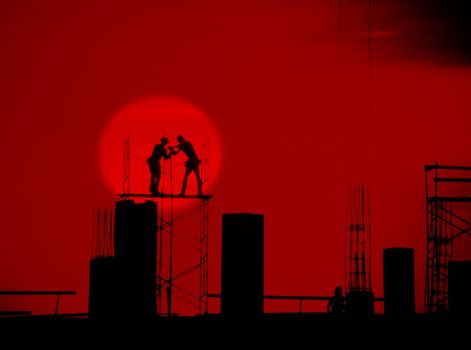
170, 135, 203, 196
327, 286, 345, 316
147, 137, 171, 195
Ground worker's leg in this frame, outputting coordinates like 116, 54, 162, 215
154, 163, 162, 194
150, 176, 155, 193
149, 162, 156, 193
180, 166, 191, 196
194, 165, 203, 196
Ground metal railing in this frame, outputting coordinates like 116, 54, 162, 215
0, 291, 76, 316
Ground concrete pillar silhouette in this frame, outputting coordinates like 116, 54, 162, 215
88, 257, 121, 318
383, 248, 415, 318
448, 260, 471, 318
114, 200, 157, 318
221, 213, 264, 318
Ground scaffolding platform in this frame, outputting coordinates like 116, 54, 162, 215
117, 193, 212, 200
427, 196, 471, 203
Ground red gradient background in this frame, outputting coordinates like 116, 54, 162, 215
1, 0, 471, 314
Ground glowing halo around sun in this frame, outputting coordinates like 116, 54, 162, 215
98, 97, 222, 206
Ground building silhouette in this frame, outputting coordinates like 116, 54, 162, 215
383, 248, 415, 319
448, 261, 471, 318
89, 200, 157, 319
221, 213, 264, 318
85, 193, 469, 321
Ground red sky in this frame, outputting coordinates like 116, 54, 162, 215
1, 0, 471, 315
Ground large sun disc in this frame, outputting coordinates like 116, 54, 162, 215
99, 97, 222, 205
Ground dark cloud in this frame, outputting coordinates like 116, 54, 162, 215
371, 0, 471, 64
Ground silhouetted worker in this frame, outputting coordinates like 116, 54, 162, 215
170, 135, 203, 196
327, 286, 345, 316
147, 137, 171, 195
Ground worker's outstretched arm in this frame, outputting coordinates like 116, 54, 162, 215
169, 146, 181, 156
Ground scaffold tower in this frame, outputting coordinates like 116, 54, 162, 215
424, 163, 471, 313
345, 185, 372, 293
119, 137, 212, 316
